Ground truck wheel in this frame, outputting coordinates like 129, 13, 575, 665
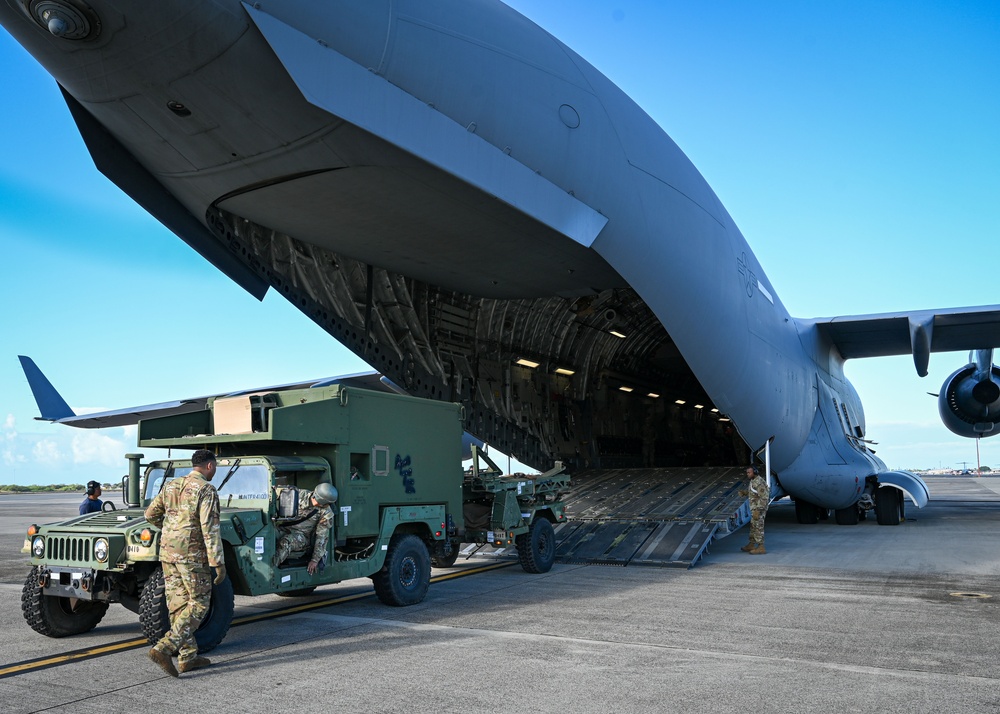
21, 567, 109, 637
516, 518, 556, 574
371, 534, 430, 606
431, 541, 461, 568
138, 566, 235, 653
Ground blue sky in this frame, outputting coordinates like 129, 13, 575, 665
1, 1, 999, 485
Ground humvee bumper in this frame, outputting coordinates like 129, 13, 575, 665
36, 566, 112, 602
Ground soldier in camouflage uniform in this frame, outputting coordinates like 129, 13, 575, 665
274, 483, 337, 575
739, 465, 770, 555
144, 449, 225, 677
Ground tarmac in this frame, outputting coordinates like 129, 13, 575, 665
1, 478, 998, 713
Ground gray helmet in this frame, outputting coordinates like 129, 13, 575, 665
312, 482, 338, 506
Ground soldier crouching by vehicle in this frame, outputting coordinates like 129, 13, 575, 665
274, 482, 337, 575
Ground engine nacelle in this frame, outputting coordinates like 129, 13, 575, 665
938, 357, 1000, 438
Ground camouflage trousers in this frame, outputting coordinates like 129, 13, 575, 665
749, 508, 767, 546
155, 562, 212, 663
275, 529, 310, 565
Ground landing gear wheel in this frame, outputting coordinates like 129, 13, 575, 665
834, 505, 860, 525
875, 487, 902, 526
516, 518, 556, 574
138, 566, 235, 653
371, 534, 430, 606
21, 567, 109, 637
794, 499, 820, 524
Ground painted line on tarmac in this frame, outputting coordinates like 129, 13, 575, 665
0, 561, 514, 679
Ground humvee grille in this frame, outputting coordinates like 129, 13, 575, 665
46, 536, 92, 563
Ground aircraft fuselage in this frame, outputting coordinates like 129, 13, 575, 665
1, 0, 900, 509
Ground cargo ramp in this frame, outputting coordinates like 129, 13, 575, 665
458, 467, 751, 568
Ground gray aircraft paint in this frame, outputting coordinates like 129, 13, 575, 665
5, 0, 1000, 511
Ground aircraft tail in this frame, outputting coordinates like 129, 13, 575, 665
17, 356, 75, 421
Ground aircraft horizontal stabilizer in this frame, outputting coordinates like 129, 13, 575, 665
17, 356, 386, 429
803, 305, 1000, 376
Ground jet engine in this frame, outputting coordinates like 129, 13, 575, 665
939, 350, 1000, 438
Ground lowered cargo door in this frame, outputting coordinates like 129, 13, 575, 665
461, 467, 750, 569
555, 467, 750, 567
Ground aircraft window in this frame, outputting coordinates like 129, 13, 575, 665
145, 464, 270, 503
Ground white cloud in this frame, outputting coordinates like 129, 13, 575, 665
3, 448, 27, 466
72, 431, 127, 467
4, 414, 15, 431
33, 439, 63, 465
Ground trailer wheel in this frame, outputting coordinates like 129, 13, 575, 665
875, 487, 902, 526
516, 518, 556, 574
431, 540, 461, 568
21, 567, 109, 637
371, 534, 430, 606
138, 566, 235, 653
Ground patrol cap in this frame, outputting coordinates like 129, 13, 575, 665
312, 482, 338, 506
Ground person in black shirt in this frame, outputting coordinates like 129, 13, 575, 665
79, 481, 103, 515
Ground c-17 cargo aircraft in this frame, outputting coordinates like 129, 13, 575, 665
4, 1, 1000, 533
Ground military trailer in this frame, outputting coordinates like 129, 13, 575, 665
21, 386, 569, 652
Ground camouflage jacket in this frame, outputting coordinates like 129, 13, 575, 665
281, 490, 335, 563
145, 471, 224, 567
748, 473, 770, 512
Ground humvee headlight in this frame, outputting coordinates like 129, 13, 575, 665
31, 536, 45, 558
94, 538, 109, 563
140, 529, 153, 546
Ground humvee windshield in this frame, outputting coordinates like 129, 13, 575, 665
144, 462, 270, 504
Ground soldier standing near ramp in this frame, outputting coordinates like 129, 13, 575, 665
740, 465, 770, 555
144, 449, 226, 677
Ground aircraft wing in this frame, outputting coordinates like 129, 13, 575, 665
803, 305, 1000, 377
17, 355, 388, 428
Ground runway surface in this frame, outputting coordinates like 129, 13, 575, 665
1, 479, 998, 713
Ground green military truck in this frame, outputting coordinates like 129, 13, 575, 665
20, 386, 569, 652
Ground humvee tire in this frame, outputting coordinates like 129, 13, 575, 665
516, 517, 555, 574
371, 533, 430, 606
138, 566, 235, 653
21, 566, 109, 637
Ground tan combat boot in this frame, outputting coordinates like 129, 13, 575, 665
178, 656, 212, 673
748, 544, 767, 555
741, 542, 755, 552
148, 647, 178, 677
